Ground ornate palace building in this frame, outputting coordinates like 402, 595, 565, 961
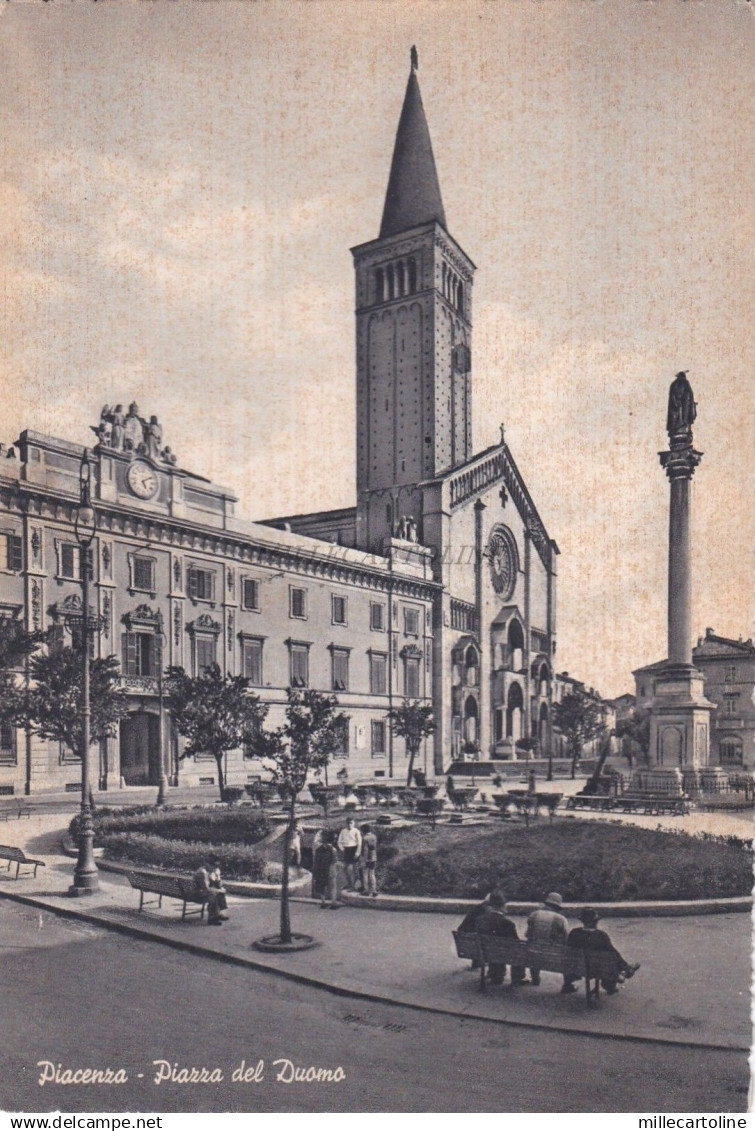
0, 54, 561, 793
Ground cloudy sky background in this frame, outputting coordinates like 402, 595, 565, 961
1, 1, 752, 697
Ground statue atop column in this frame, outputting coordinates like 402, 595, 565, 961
666, 371, 696, 441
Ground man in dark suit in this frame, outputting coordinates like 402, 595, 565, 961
473, 889, 527, 986
564, 907, 640, 994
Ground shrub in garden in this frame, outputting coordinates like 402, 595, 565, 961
71, 806, 271, 847
375, 821, 753, 902
99, 833, 269, 881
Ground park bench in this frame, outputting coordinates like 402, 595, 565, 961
565, 795, 614, 813
453, 931, 623, 1004
612, 794, 689, 817
0, 845, 46, 879
126, 871, 208, 921
0, 799, 34, 821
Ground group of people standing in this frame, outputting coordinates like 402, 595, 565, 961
459, 890, 640, 994
310, 818, 379, 909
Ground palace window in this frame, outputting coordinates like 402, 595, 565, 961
370, 602, 385, 632
333, 717, 350, 758
289, 642, 310, 688
331, 594, 347, 626
404, 655, 421, 698
371, 720, 386, 757
59, 542, 80, 581
241, 637, 264, 686
122, 631, 158, 677
404, 607, 420, 636
290, 587, 307, 620
331, 647, 350, 692
0, 720, 16, 766
242, 578, 260, 612
725, 665, 737, 683
187, 566, 215, 603
724, 696, 739, 716
369, 652, 387, 696
194, 635, 217, 675
2, 533, 23, 573
131, 555, 156, 594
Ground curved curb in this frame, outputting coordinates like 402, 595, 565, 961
335, 893, 753, 918
59, 838, 752, 917
0, 887, 747, 1054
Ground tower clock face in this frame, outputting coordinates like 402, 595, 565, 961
487, 525, 518, 601
126, 460, 159, 500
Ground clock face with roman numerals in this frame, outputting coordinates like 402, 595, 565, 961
126, 460, 159, 500
487, 525, 518, 601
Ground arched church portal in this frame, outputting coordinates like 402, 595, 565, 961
506, 683, 524, 742
507, 620, 524, 672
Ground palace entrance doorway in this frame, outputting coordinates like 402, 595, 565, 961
120, 712, 161, 786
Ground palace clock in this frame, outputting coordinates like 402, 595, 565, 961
126, 460, 159, 500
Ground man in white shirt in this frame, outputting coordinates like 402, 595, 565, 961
337, 818, 363, 890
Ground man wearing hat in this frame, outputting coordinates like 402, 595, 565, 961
525, 892, 569, 987
563, 908, 640, 995
473, 889, 527, 987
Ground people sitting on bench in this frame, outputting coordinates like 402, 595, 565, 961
192, 861, 228, 926
473, 889, 527, 986
526, 891, 569, 987
563, 908, 640, 995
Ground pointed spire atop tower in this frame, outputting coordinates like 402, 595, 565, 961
379, 48, 447, 239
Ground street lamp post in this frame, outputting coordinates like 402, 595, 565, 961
70, 450, 100, 897
155, 612, 169, 806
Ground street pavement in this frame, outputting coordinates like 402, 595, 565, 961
1, 902, 748, 1113
0, 808, 751, 1054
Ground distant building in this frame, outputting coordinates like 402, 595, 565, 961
633, 628, 755, 770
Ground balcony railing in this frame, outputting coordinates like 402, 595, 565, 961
118, 675, 159, 695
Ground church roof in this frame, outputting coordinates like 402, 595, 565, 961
379, 62, 447, 239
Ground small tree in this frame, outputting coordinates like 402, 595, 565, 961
253, 687, 348, 946
16, 648, 129, 757
388, 700, 435, 786
583, 729, 615, 794
166, 664, 268, 801
615, 707, 650, 768
0, 615, 44, 730
552, 692, 606, 779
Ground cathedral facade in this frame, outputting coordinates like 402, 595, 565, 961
0, 57, 558, 793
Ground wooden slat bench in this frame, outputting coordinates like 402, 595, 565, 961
0, 800, 34, 821
126, 871, 208, 921
612, 794, 689, 816
0, 845, 46, 879
453, 931, 624, 1004
565, 795, 614, 812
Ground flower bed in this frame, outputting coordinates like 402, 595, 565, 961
98, 832, 269, 882
374, 820, 753, 902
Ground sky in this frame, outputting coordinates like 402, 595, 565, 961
1, 1, 753, 698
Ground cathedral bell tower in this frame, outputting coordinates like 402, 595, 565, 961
352, 51, 476, 552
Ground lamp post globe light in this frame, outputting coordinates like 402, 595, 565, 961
69, 450, 101, 896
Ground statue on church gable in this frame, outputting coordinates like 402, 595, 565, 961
666, 371, 696, 439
